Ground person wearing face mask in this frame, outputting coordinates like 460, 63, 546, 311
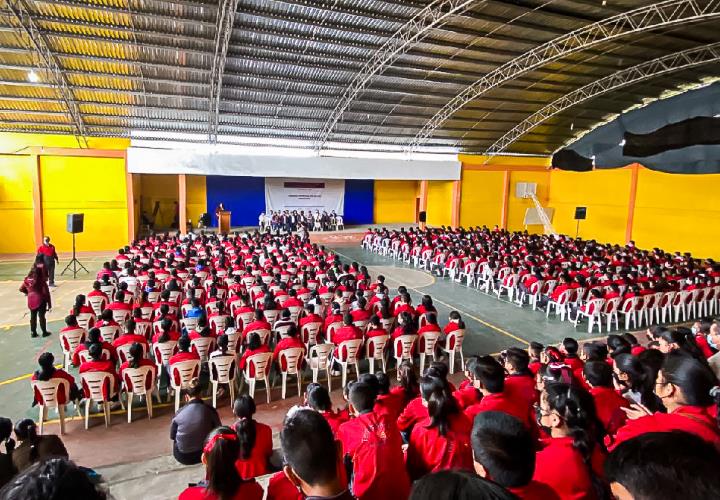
611, 351, 720, 451
691, 319, 715, 358
707, 320, 720, 379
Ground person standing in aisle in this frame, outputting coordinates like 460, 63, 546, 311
19, 266, 52, 338
36, 236, 59, 287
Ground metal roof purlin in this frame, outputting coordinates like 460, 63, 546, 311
409, 0, 720, 152
208, 0, 240, 143
5, 0, 87, 147
482, 41, 720, 160
315, 0, 480, 151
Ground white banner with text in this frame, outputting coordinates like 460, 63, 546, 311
264, 178, 345, 214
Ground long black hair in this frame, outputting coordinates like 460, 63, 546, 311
420, 376, 459, 437
614, 354, 661, 411
203, 426, 245, 498
128, 342, 144, 370
35, 352, 56, 382
14, 419, 41, 463
661, 351, 720, 426
233, 396, 257, 460
398, 360, 420, 402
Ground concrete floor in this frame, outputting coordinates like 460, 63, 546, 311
0, 241, 642, 499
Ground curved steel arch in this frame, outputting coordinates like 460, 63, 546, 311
315, 0, 480, 150
482, 42, 720, 159
208, 0, 240, 143
409, 0, 720, 151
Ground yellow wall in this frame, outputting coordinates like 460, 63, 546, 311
633, 169, 720, 258
548, 168, 631, 244
186, 175, 207, 227
40, 156, 128, 252
426, 180, 453, 227
0, 155, 36, 253
374, 180, 418, 224
138, 174, 178, 229
0, 132, 129, 153
459, 170, 505, 228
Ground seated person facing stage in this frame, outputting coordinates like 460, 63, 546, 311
12, 419, 68, 473
170, 378, 221, 466
232, 395, 274, 479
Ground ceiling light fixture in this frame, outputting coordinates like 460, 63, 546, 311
27, 70, 39, 83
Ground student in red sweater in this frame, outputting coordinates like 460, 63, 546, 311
406, 375, 473, 480
583, 361, 628, 442
238, 332, 270, 371
179, 427, 263, 500
113, 319, 149, 355
168, 336, 200, 385
79, 342, 120, 397
373, 372, 405, 420
533, 383, 605, 500
501, 348, 538, 410
392, 360, 420, 418
453, 356, 481, 410
337, 382, 410, 500
305, 383, 348, 435
241, 309, 272, 340
232, 395, 273, 479
280, 408, 352, 500
273, 324, 306, 371
72, 328, 117, 367
332, 314, 363, 360
472, 411, 560, 500
465, 355, 533, 429
32, 352, 81, 406
561, 337, 584, 374
612, 351, 720, 450
119, 342, 156, 385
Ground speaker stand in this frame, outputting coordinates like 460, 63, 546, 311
575, 219, 581, 238
60, 233, 89, 279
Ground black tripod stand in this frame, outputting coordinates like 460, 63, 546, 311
60, 233, 88, 279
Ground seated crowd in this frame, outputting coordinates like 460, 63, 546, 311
364, 226, 720, 330
11, 228, 720, 499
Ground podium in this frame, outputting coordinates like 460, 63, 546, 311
218, 210, 231, 234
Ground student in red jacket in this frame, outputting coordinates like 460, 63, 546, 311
373, 372, 405, 420
465, 355, 533, 429
392, 360, 420, 417
453, 357, 481, 410
332, 314, 363, 359
279, 408, 352, 500
337, 382, 410, 500
119, 342, 156, 384
233, 395, 273, 479
238, 333, 271, 375
583, 361, 628, 442
79, 342, 120, 397
113, 319, 149, 355
32, 352, 80, 406
305, 383, 348, 435
20, 266, 51, 338
241, 309, 272, 340
502, 347, 538, 410
561, 337, 584, 374
612, 351, 720, 450
273, 324, 306, 371
406, 375, 473, 480
472, 411, 560, 500
179, 427, 263, 500
168, 336, 200, 385
72, 328, 117, 367
533, 383, 604, 500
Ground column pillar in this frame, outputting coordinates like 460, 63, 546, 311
419, 180, 428, 229
625, 163, 640, 243
451, 179, 462, 229
125, 153, 136, 242
178, 174, 187, 235
31, 154, 44, 247
500, 169, 510, 229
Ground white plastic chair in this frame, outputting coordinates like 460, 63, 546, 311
366, 335, 389, 374
80, 371, 116, 429
573, 298, 605, 334
122, 365, 156, 423
263, 309, 280, 325
243, 352, 273, 404
418, 332, 441, 375
76, 312, 95, 331
169, 359, 201, 412
87, 296, 107, 316
208, 355, 237, 408
300, 322, 322, 347
326, 322, 343, 343
32, 378, 70, 435
336, 339, 363, 388
619, 297, 640, 330
180, 317, 199, 333
307, 343, 334, 391
59, 327, 85, 371
672, 291, 692, 322
441, 329, 465, 374
116, 342, 148, 364
659, 291, 675, 323
98, 324, 121, 343
495, 274, 517, 302
393, 334, 418, 367
601, 297, 621, 331
152, 341, 178, 374
279, 347, 305, 399
546, 290, 572, 322
111, 309, 131, 325
190, 337, 216, 363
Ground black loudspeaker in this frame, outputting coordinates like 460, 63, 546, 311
574, 207, 587, 220
419, 211, 427, 223
67, 213, 84, 234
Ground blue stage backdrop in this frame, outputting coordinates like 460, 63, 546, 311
206, 176, 265, 227
343, 179, 374, 225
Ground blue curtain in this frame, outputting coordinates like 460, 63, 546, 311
206, 176, 265, 227
343, 179, 374, 225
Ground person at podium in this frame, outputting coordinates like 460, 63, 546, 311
214, 203, 225, 226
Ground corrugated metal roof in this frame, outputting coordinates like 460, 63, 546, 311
0, 0, 717, 154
